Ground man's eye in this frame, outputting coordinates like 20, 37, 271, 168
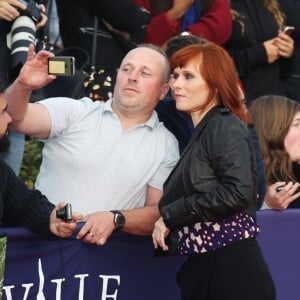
122, 67, 131, 73
141, 71, 151, 77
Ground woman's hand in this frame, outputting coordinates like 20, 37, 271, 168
152, 217, 170, 251
263, 38, 280, 64
275, 31, 294, 58
264, 181, 300, 210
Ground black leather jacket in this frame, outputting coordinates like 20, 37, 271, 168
159, 106, 257, 230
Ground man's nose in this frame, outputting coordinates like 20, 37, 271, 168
128, 69, 140, 81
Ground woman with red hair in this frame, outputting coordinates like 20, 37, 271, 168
152, 43, 275, 299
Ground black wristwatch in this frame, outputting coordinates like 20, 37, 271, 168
110, 210, 125, 230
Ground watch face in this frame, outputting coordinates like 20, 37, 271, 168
114, 212, 125, 230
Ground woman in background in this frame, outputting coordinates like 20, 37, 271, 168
249, 95, 300, 210
133, 0, 232, 46
225, 0, 294, 104
278, 0, 300, 102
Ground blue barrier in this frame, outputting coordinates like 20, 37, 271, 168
1, 210, 299, 299
256, 209, 300, 300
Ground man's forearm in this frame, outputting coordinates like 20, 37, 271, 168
122, 205, 160, 236
5, 79, 31, 122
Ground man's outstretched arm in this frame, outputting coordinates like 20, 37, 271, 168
5, 44, 55, 139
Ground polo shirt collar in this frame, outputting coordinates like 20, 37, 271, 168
103, 99, 158, 129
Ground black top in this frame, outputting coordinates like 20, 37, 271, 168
225, 0, 295, 103
278, 0, 300, 77
155, 97, 194, 154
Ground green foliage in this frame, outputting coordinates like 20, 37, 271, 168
19, 138, 43, 188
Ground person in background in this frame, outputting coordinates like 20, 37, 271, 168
36, 0, 63, 51
56, 0, 151, 101
152, 42, 275, 300
239, 89, 266, 209
46, 0, 62, 49
249, 95, 300, 210
133, 0, 232, 46
0, 0, 47, 175
225, 0, 295, 104
0, 80, 81, 237
155, 33, 206, 153
278, 0, 300, 102
4, 43, 179, 246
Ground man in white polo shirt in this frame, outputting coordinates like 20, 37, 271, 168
5, 43, 179, 246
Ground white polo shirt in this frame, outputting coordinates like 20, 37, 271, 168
36, 97, 179, 215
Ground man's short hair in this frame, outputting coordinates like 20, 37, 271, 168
137, 43, 170, 83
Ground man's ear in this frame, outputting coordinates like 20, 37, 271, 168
158, 83, 170, 101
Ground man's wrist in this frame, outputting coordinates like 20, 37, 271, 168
15, 77, 33, 92
110, 210, 125, 230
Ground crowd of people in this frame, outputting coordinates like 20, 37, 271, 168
1, 0, 300, 299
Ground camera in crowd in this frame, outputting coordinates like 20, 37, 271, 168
56, 203, 73, 222
6, 0, 42, 69
17, 0, 42, 24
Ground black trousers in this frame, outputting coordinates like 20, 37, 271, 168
176, 238, 276, 300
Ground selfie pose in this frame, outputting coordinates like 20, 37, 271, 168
152, 43, 275, 300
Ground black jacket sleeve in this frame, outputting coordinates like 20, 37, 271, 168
0, 159, 55, 237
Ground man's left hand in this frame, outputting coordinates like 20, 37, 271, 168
76, 211, 116, 246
